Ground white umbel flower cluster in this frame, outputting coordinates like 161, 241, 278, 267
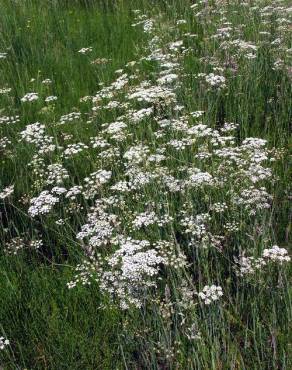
78, 47, 92, 54
83, 170, 112, 199
187, 168, 214, 187
0, 115, 20, 125
59, 111, 81, 125
45, 164, 69, 185
0, 337, 9, 350
63, 143, 88, 158
0, 185, 14, 199
205, 73, 226, 88
21, 92, 39, 102
198, 285, 223, 305
45, 95, 57, 103
235, 245, 290, 276
28, 190, 60, 217
20, 122, 55, 154
235, 254, 266, 276
103, 237, 165, 309
132, 211, 158, 229
263, 246, 290, 264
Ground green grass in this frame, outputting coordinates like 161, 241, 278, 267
0, 0, 291, 369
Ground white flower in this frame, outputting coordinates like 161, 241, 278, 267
77, 205, 118, 251
45, 95, 57, 103
0, 87, 11, 94
128, 84, 176, 104
132, 211, 158, 229
0, 185, 14, 199
51, 186, 67, 195
20, 122, 55, 153
157, 73, 178, 85
0, 115, 20, 125
66, 186, 83, 200
29, 239, 43, 249
187, 168, 214, 187
0, 337, 9, 350
111, 181, 132, 193
232, 186, 272, 215
235, 254, 266, 276
42, 78, 52, 84
21, 92, 39, 102
45, 164, 69, 185
63, 143, 88, 158
263, 246, 290, 264
205, 73, 226, 88
123, 145, 149, 164
83, 170, 112, 199
59, 112, 81, 125
4, 237, 25, 255
78, 47, 93, 54
198, 285, 223, 305
127, 107, 153, 123
28, 190, 60, 217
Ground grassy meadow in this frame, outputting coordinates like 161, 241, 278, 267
0, 0, 291, 369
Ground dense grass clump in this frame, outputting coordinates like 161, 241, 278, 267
0, 1, 291, 369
